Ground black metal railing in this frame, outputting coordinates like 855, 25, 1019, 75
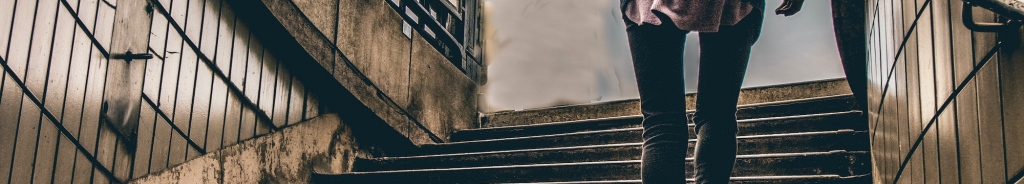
967, 0, 1024, 20
0, 0, 121, 182
386, 0, 466, 70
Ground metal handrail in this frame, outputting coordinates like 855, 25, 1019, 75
964, 0, 1024, 20
963, 1, 1023, 32
387, 0, 467, 71
431, 0, 463, 21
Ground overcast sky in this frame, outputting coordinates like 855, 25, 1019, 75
480, 0, 846, 112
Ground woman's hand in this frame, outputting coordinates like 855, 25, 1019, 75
775, 0, 805, 16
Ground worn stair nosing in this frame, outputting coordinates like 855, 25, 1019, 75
344, 160, 641, 174
469, 114, 644, 131
379, 137, 863, 161
436, 128, 861, 146
732, 129, 858, 139
733, 110, 862, 124
438, 127, 643, 145
502, 174, 871, 184
485, 93, 854, 118
466, 110, 862, 132
481, 94, 855, 128
452, 110, 866, 143
736, 94, 852, 108
359, 150, 866, 173
384, 143, 643, 160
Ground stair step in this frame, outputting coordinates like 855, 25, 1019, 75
730, 94, 856, 122
452, 111, 865, 142
316, 160, 640, 184
422, 129, 868, 156
502, 174, 872, 184
356, 147, 870, 177
317, 152, 870, 184
483, 94, 856, 128
356, 143, 641, 172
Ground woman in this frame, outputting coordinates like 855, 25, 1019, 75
620, 0, 804, 183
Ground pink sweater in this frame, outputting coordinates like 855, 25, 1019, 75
625, 0, 754, 32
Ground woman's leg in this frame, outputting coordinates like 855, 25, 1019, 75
691, 10, 764, 184
831, 0, 868, 110
624, 15, 690, 184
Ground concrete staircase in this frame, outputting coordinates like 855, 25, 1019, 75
312, 94, 871, 183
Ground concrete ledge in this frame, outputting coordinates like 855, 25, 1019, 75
483, 78, 853, 127
128, 114, 369, 183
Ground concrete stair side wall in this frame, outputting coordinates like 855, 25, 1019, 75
129, 114, 370, 183
229, 0, 480, 145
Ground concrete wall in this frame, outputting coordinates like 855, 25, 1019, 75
866, 0, 1024, 183
129, 114, 370, 183
289, 0, 480, 143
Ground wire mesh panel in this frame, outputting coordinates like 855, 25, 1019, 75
866, 0, 1024, 183
0, 0, 325, 182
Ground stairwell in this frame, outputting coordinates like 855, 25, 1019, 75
313, 93, 872, 183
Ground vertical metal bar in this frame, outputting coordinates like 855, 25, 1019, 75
0, 0, 19, 182
871, 0, 933, 151
72, 0, 104, 182
39, 1, 76, 183
10, 0, 44, 183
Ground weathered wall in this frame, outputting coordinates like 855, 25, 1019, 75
128, 113, 370, 183
289, 0, 479, 143
866, 0, 1024, 183
408, 31, 479, 143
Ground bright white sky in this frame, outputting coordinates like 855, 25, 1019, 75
481, 0, 846, 111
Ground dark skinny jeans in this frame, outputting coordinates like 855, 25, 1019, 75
623, 9, 763, 184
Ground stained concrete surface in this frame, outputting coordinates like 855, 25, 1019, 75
331, 0, 414, 107
408, 31, 480, 141
129, 114, 370, 183
291, 0, 338, 43
295, 0, 479, 143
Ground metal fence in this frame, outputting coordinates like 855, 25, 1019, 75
866, 0, 1024, 183
387, 0, 484, 83
0, 0, 325, 182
